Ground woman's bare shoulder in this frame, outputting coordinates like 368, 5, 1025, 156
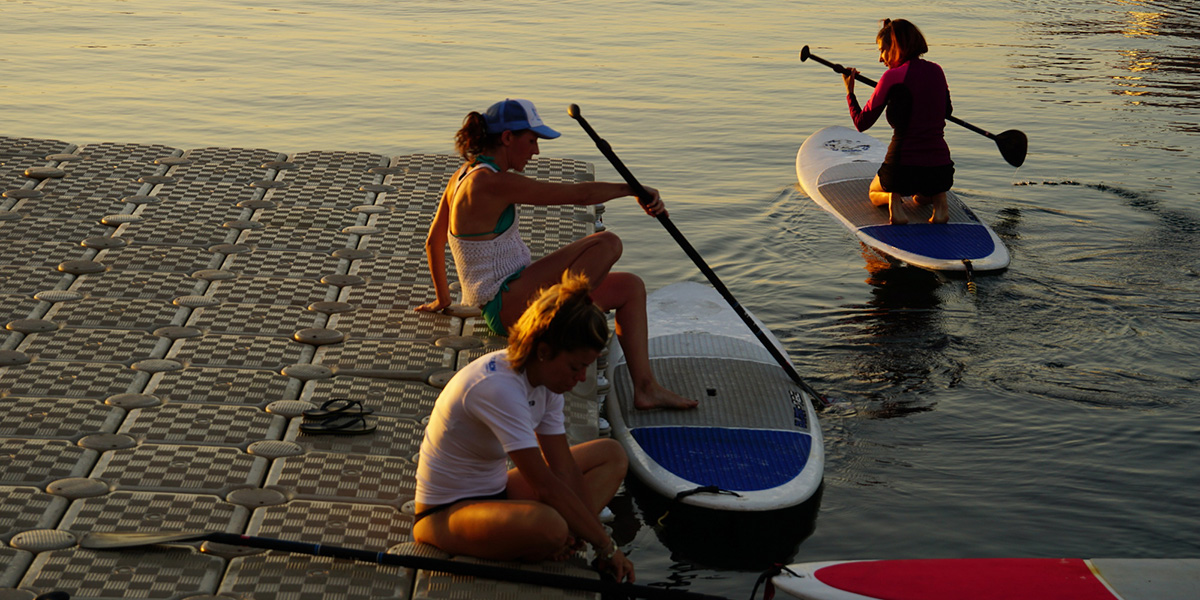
464, 169, 564, 201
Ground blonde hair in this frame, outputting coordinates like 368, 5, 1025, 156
507, 271, 608, 372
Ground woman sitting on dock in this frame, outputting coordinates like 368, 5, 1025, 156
414, 271, 635, 582
417, 98, 696, 410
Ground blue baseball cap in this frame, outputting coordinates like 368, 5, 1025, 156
483, 99, 561, 139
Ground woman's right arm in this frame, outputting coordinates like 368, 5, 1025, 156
847, 68, 894, 132
483, 172, 666, 217
415, 185, 455, 312
508, 447, 635, 582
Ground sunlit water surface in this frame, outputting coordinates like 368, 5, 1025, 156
4, 0, 1198, 597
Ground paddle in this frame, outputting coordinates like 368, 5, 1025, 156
799, 45, 1028, 168
79, 530, 730, 600
567, 104, 830, 408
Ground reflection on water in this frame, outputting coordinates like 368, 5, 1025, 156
822, 248, 954, 418
1017, 0, 1200, 129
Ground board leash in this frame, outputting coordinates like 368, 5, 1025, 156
962, 259, 977, 294
749, 563, 802, 600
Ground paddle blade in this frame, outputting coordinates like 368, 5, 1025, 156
995, 129, 1028, 167
79, 530, 212, 549
800, 45, 811, 62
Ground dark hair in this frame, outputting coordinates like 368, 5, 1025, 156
507, 270, 608, 372
877, 18, 928, 63
453, 112, 503, 161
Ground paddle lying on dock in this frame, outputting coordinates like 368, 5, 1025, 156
799, 45, 1028, 168
79, 530, 730, 600
567, 103, 830, 408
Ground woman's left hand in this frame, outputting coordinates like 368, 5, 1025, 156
639, 186, 667, 217
415, 298, 450, 313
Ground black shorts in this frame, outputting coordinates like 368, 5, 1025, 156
412, 489, 508, 524
878, 162, 955, 196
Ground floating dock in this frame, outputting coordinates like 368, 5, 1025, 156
1, 134, 607, 599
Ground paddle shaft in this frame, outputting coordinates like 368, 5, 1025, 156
800, 46, 1027, 167
200, 532, 729, 600
803, 50, 995, 138
567, 104, 828, 407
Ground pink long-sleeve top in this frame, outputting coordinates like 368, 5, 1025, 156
848, 58, 953, 167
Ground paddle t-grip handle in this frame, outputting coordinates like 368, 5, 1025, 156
800, 45, 879, 88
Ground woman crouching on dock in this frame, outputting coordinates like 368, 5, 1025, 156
413, 271, 635, 582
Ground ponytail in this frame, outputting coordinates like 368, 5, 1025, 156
454, 112, 503, 161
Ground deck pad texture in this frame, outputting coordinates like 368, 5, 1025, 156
605, 282, 823, 510
796, 126, 1009, 271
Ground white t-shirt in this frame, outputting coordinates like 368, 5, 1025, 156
416, 350, 566, 505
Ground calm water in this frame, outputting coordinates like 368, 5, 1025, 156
4, 0, 1199, 597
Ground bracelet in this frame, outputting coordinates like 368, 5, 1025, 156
596, 539, 617, 561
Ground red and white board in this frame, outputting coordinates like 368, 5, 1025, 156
773, 558, 1200, 600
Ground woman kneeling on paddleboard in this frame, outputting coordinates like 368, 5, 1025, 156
417, 98, 695, 411
842, 19, 954, 225
413, 271, 635, 582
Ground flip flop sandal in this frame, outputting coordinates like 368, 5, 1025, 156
302, 398, 374, 420
299, 413, 376, 436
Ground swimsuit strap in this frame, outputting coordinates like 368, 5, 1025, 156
450, 158, 514, 238
473, 155, 499, 170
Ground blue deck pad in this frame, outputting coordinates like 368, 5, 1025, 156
860, 223, 995, 260
630, 427, 812, 492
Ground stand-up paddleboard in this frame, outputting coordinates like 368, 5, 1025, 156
796, 126, 1009, 272
773, 558, 1200, 600
605, 281, 823, 511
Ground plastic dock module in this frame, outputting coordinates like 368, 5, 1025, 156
0, 133, 604, 599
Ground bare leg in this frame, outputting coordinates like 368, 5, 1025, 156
507, 438, 627, 560
500, 233, 696, 410
592, 272, 697, 410
917, 192, 949, 224
413, 499, 570, 561
412, 439, 629, 562
499, 232, 622, 327
506, 439, 627, 513
868, 175, 907, 225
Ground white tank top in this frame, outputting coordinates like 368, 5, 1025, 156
447, 164, 533, 306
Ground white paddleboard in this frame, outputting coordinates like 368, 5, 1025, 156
773, 558, 1200, 600
796, 126, 1009, 272
604, 281, 824, 511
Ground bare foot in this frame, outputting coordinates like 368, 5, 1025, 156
633, 383, 698, 410
929, 196, 949, 224
888, 195, 909, 225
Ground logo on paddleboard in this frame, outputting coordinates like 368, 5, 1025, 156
824, 139, 871, 154
789, 390, 808, 428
